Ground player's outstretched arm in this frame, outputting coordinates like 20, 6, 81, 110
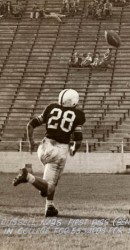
26, 111, 46, 153
27, 117, 41, 154
26, 122, 36, 154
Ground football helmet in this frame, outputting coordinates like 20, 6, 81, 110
58, 89, 79, 107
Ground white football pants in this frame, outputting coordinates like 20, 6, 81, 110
37, 137, 69, 187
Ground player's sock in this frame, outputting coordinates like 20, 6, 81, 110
25, 173, 48, 196
31, 177, 48, 196
46, 199, 55, 209
26, 173, 35, 183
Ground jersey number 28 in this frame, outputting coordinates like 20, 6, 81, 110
48, 108, 76, 132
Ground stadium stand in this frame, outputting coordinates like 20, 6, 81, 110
0, 0, 129, 152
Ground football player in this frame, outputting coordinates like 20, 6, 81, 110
13, 89, 85, 217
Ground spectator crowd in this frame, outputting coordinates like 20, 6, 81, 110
0, 0, 26, 19
30, 0, 125, 22
0, 0, 80, 21
0, 0, 127, 21
30, 3, 66, 23
85, 0, 113, 20
85, 0, 127, 20
30, 0, 81, 21
69, 48, 113, 70
60, 0, 80, 15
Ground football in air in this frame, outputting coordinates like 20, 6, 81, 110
105, 30, 121, 48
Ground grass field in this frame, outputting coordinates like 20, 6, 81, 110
1, 172, 130, 250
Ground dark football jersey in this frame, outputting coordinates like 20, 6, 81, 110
37, 103, 85, 144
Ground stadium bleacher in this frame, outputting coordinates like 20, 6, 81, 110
0, 0, 129, 152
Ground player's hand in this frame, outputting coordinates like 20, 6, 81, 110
69, 142, 76, 156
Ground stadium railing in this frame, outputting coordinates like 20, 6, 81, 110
0, 140, 129, 153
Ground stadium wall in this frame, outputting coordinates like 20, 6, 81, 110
0, 152, 129, 173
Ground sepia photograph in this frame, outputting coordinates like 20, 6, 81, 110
0, 0, 130, 249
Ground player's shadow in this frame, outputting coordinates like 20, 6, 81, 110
59, 215, 87, 219
58, 214, 108, 220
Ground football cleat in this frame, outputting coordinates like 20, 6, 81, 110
58, 89, 79, 107
13, 168, 28, 186
45, 205, 58, 217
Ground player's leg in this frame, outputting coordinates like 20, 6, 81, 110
48, 150, 69, 216
31, 138, 57, 195
41, 140, 69, 217
13, 168, 48, 197
13, 139, 51, 194
43, 162, 65, 217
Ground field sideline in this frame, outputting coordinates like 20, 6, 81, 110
0, 173, 130, 250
